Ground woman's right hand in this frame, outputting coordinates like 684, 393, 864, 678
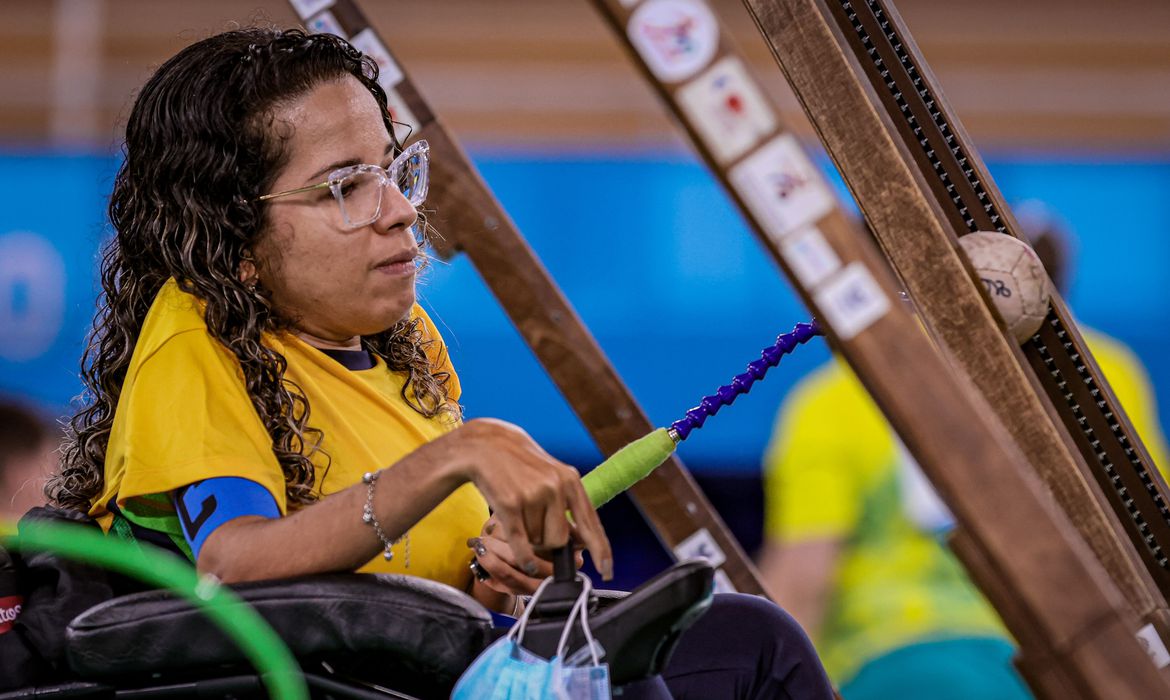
443, 418, 613, 581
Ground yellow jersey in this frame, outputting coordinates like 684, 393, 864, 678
90, 279, 489, 590
763, 329, 1169, 682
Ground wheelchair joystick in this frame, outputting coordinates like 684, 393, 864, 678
552, 544, 577, 583
527, 546, 587, 619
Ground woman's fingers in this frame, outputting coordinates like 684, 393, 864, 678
486, 534, 554, 578
564, 476, 613, 580
459, 419, 611, 579
471, 533, 556, 579
472, 534, 549, 594
497, 507, 540, 577
522, 500, 547, 550
539, 474, 573, 550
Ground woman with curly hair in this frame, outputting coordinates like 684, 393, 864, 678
44, 26, 833, 699
46, 24, 604, 610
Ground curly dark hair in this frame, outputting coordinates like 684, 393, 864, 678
48, 27, 454, 512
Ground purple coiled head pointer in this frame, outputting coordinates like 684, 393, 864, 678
669, 320, 823, 441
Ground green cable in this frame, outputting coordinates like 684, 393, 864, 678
581, 427, 679, 508
1, 519, 307, 700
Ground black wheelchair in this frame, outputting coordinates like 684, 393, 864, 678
0, 510, 714, 700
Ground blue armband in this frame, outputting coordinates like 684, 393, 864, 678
174, 477, 280, 561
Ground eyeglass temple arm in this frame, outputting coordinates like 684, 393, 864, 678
255, 181, 332, 203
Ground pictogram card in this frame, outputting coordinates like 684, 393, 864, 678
677, 56, 776, 164
289, 0, 335, 20
306, 10, 344, 38
729, 134, 835, 242
349, 28, 404, 89
781, 226, 842, 288
628, 0, 720, 84
673, 528, 727, 568
814, 262, 891, 340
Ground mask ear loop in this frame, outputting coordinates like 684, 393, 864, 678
555, 573, 601, 667
506, 573, 601, 667
509, 575, 556, 646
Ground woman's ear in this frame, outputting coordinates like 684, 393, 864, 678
238, 251, 258, 286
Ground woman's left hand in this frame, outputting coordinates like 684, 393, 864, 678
469, 517, 584, 596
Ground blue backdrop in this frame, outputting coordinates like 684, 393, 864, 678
1, 150, 1167, 474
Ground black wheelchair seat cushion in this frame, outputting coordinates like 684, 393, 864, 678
65, 573, 492, 690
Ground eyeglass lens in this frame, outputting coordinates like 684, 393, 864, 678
336, 171, 384, 228
395, 150, 426, 206
334, 148, 428, 229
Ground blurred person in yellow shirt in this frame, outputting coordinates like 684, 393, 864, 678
757, 204, 1169, 699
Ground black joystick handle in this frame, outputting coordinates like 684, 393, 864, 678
529, 546, 585, 619
552, 545, 576, 583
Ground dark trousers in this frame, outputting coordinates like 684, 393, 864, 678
618, 593, 835, 700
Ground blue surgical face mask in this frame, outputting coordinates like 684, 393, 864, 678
452, 574, 611, 700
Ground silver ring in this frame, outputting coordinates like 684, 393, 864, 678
469, 557, 491, 582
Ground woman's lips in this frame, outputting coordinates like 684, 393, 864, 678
374, 258, 416, 276
373, 249, 419, 276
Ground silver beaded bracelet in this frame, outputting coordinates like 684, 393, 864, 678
362, 471, 410, 567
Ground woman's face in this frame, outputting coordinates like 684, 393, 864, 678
253, 75, 419, 346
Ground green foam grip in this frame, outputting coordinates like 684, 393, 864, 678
582, 428, 678, 508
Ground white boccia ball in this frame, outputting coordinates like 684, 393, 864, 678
958, 231, 1052, 344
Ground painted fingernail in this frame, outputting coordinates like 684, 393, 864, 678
523, 560, 539, 576
466, 537, 479, 549
485, 521, 496, 535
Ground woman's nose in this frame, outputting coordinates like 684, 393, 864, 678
373, 183, 417, 236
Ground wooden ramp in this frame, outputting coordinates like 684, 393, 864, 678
288, 1, 1170, 695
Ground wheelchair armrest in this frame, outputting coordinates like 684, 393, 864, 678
65, 573, 491, 694
62, 562, 713, 694
594, 588, 628, 612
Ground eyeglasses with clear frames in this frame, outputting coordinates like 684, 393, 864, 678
255, 139, 429, 231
